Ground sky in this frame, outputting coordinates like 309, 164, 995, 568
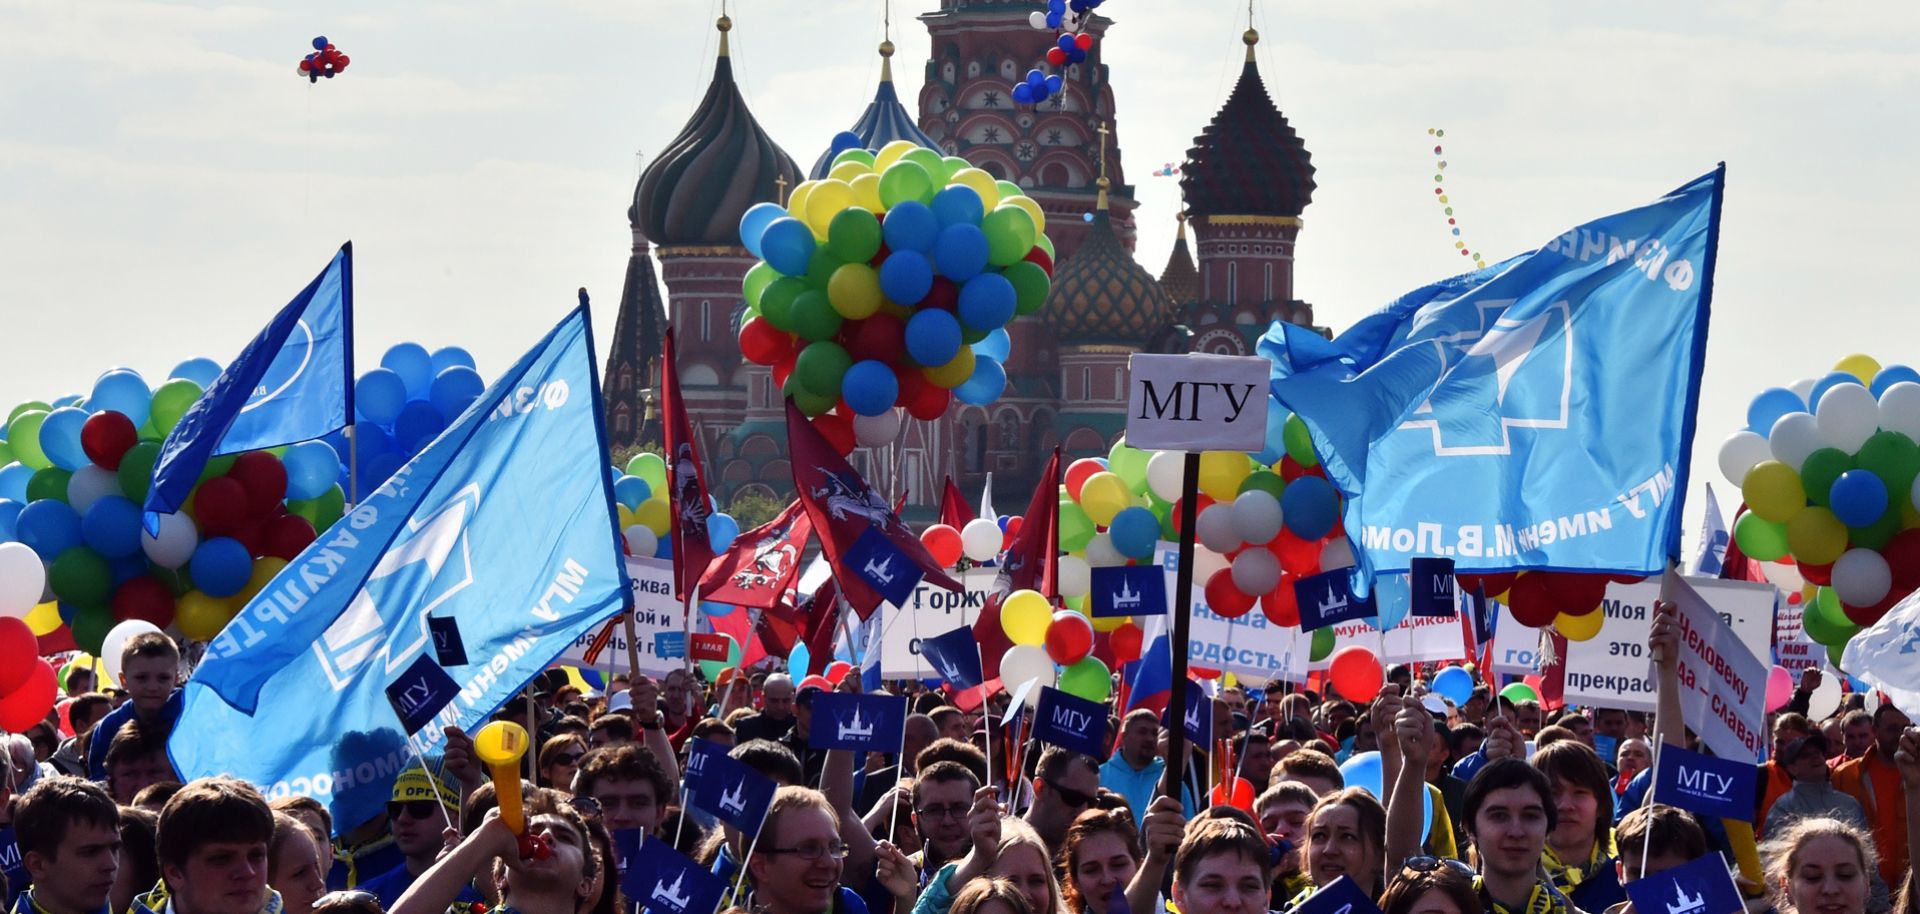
2, 0, 1918, 550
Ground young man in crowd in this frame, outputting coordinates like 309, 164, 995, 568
1834, 702, 1913, 888
357, 763, 477, 910
87, 634, 183, 781
154, 777, 280, 914
388, 798, 597, 914
10, 776, 120, 914
1767, 732, 1869, 835
1460, 759, 1571, 914
570, 744, 674, 835
906, 760, 981, 888
1026, 747, 1100, 857
1254, 781, 1317, 906
1099, 710, 1165, 827
101, 722, 174, 807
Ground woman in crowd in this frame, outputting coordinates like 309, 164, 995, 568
1761, 817, 1876, 914
1379, 858, 1480, 914
269, 811, 329, 914
1296, 788, 1388, 904
1171, 818, 1272, 914
540, 734, 588, 792
1060, 808, 1141, 914
1530, 741, 1624, 912
949, 878, 1034, 914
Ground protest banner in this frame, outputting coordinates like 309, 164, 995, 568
876, 570, 997, 678
1305, 615, 1466, 670
559, 557, 683, 676
1773, 596, 1822, 672
1490, 602, 1542, 678
1562, 575, 1775, 711
1669, 574, 1770, 762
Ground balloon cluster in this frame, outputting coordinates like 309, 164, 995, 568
1718, 354, 1920, 660
344, 343, 487, 489
1026, 0, 1105, 31
919, 515, 1016, 570
1000, 589, 1110, 705
297, 36, 350, 83
1151, 163, 1180, 178
1425, 128, 1485, 269
736, 140, 1052, 455
609, 450, 741, 564
1450, 569, 1637, 644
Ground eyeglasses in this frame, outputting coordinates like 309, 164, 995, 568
1045, 780, 1097, 809
765, 841, 850, 860
387, 801, 444, 821
1401, 856, 1475, 878
569, 795, 603, 822
915, 803, 970, 821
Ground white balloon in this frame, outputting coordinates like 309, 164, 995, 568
1146, 451, 1186, 503
1084, 532, 1124, 567
1717, 430, 1772, 487
1057, 555, 1091, 598
1193, 547, 1231, 583
140, 511, 199, 569
1832, 547, 1892, 608
1788, 377, 1818, 405
1230, 491, 1284, 545
1000, 645, 1056, 704
623, 524, 658, 558
1768, 412, 1825, 471
853, 410, 902, 448
67, 466, 123, 515
961, 518, 1003, 563
1230, 548, 1281, 596
1320, 537, 1356, 571
1805, 674, 1844, 720
100, 619, 163, 686
1196, 504, 1242, 555
1028, 11, 1047, 28
1816, 383, 1879, 454
1878, 382, 1920, 441
0, 542, 46, 619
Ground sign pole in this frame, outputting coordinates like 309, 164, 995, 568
1161, 451, 1199, 802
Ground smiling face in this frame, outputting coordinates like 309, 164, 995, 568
1173, 850, 1268, 914
1785, 834, 1869, 914
996, 843, 1056, 914
1306, 804, 1377, 893
1071, 831, 1138, 914
1471, 785, 1551, 882
750, 806, 842, 914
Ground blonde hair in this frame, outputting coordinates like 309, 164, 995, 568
995, 817, 1064, 914
1761, 817, 1878, 912
952, 877, 1035, 914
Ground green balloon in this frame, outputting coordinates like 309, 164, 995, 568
1856, 431, 1920, 502
878, 160, 936, 209
8, 401, 51, 425
297, 484, 347, 532
1004, 261, 1051, 316
1152, 495, 1178, 539
1310, 627, 1336, 662
137, 416, 162, 442
1810, 585, 1851, 628
1108, 439, 1149, 493
118, 442, 161, 503
760, 277, 806, 332
832, 148, 877, 171
150, 379, 204, 435
901, 147, 945, 179
697, 635, 742, 681
805, 247, 843, 290
1499, 682, 1539, 704
1828, 641, 1851, 670
627, 453, 668, 493
1803, 598, 1859, 646
1238, 471, 1288, 499
1732, 513, 1789, 561
1848, 506, 1903, 552
1058, 498, 1095, 552
1283, 415, 1318, 467
793, 342, 853, 399
1059, 656, 1111, 702
939, 156, 973, 184
1800, 448, 1853, 507
827, 207, 883, 264
742, 262, 778, 307
70, 604, 115, 657
994, 180, 1024, 201
27, 467, 72, 504
49, 547, 112, 606
982, 207, 1037, 266
789, 383, 837, 417
8, 410, 51, 469
790, 290, 844, 343
0, 439, 12, 467
1037, 232, 1055, 259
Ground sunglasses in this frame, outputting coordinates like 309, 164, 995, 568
551, 752, 585, 767
1401, 855, 1475, 878
386, 801, 444, 821
1045, 780, 1097, 809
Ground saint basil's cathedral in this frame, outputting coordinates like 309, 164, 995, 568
602, 0, 1320, 514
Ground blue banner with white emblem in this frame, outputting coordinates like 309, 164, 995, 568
1259, 169, 1723, 582
168, 302, 630, 835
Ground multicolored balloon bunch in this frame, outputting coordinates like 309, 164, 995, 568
297, 36, 351, 83
610, 451, 741, 562
1000, 589, 1111, 705
1014, 0, 1103, 106
1719, 354, 1920, 658
736, 140, 1052, 455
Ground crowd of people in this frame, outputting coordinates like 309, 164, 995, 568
2, 603, 1915, 914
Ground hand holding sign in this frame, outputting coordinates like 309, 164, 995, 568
1140, 795, 1186, 866
1482, 715, 1523, 763
1650, 599, 1679, 669
968, 785, 1004, 865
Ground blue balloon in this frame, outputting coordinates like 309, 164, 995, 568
930, 185, 985, 229
90, 369, 153, 428
1432, 666, 1475, 705
39, 407, 90, 471
1012, 83, 1035, 105
430, 365, 487, 420
17, 499, 82, 561
170, 357, 223, 388
1057, 34, 1076, 52
392, 401, 446, 455
1281, 475, 1339, 540
934, 224, 989, 281
1337, 751, 1432, 842
702, 600, 735, 618
381, 343, 435, 400
1810, 371, 1864, 411
0, 498, 19, 541
108, 552, 147, 585
1746, 387, 1805, 436
954, 356, 1007, 406
613, 475, 652, 510
430, 346, 477, 376
972, 328, 1012, 364
1045, 74, 1063, 94
1830, 470, 1889, 528
654, 534, 672, 559
829, 131, 863, 154
355, 368, 409, 426
349, 422, 394, 461
312, 35, 329, 50
81, 495, 143, 558
906, 310, 963, 366
708, 513, 740, 552
842, 360, 901, 416
190, 536, 253, 599
879, 250, 935, 305
760, 218, 817, 277
882, 201, 940, 254
957, 273, 1017, 331
361, 452, 406, 490
0, 463, 33, 502
284, 441, 341, 501
789, 642, 812, 676
739, 201, 789, 260
1108, 506, 1160, 559
1872, 365, 1920, 398
49, 395, 82, 410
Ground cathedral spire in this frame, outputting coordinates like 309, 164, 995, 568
1096, 121, 1111, 210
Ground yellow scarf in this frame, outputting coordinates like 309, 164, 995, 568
1474, 875, 1569, 914
1540, 832, 1616, 893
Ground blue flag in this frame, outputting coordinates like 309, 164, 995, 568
685, 738, 775, 833
809, 692, 907, 752
1259, 170, 1724, 582
1652, 744, 1758, 822
1292, 876, 1384, 914
921, 625, 983, 690
1090, 565, 1167, 618
1624, 854, 1743, 914
1166, 682, 1211, 746
1295, 568, 1376, 632
845, 525, 924, 606
624, 839, 726, 914
1692, 484, 1729, 576
1033, 686, 1107, 758
1410, 557, 1456, 616
145, 244, 354, 531
168, 304, 630, 835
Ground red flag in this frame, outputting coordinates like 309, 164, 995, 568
662, 329, 714, 599
689, 633, 732, 662
698, 500, 814, 609
796, 579, 843, 676
787, 400, 960, 618
974, 448, 1061, 678
1718, 502, 1773, 584
939, 475, 975, 530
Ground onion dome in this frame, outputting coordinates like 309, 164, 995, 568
633, 15, 801, 247
1178, 28, 1314, 218
1158, 212, 1199, 308
809, 41, 940, 178
1046, 173, 1174, 345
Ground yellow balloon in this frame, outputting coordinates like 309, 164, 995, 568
829, 160, 872, 184
1554, 609, 1604, 642
1904, 498, 1920, 530
1002, 194, 1047, 235
924, 347, 977, 389
1197, 451, 1253, 501
874, 140, 919, 172
1740, 460, 1805, 523
949, 168, 1002, 210
238, 558, 289, 604
785, 180, 819, 220
176, 590, 235, 641
617, 504, 638, 531
1001, 589, 1052, 646
827, 263, 883, 319
1786, 506, 1848, 566
1078, 471, 1133, 526
850, 173, 885, 212
1091, 613, 1128, 633
25, 601, 61, 637
806, 180, 855, 238
1223, 672, 1238, 689
636, 498, 672, 537
1835, 354, 1881, 383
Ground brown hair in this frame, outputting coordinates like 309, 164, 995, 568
157, 776, 275, 878
951, 877, 1034, 914
131, 781, 185, 811
913, 760, 981, 807
270, 795, 333, 841
1380, 861, 1478, 914
122, 632, 180, 668
1762, 817, 1878, 913
1061, 808, 1142, 914
572, 743, 675, 804
538, 733, 589, 785
1302, 788, 1386, 888
917, 737, 989, 786
12, 775, 119, 858
1172, 818, 1270, 890
1256, 781, 1321, 816
1530, 740, 1613, 849
118, 807, 160, 906
104, 719, 168, 772
588, 713, 635, 743
1615, 806, 1707, 879
1531, 725, 1577, 748
269, 811, 324, 884
1276, 749, 1344, 790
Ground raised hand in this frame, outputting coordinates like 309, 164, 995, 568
1483, 714, 1523, 763
874, 840, 920, 901
1649, 600, 1679, 670
1140, 795, 1186, 865
967, 785, 1003, 863
1395, 699, 1431, 767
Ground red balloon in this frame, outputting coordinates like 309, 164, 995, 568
772, 351, 797, 389
1278, 456, 1307, 482
1270, 530, 1321, 576
1798, 560, 1832, 586
1328, 645, 1383, 703
1204, 568, 1255, 618
0, 617, 36, 694
740, 317, 791, 366
1504, 573, 1558, 627
1457, 572, 1519, 599
261, 514, 318, 561
1046, 47, 1068, 66
1260, 579, 1299, 627
1023, 248, 1053, 277
1064, 458, 1105, 501
1045, 610, 1094, 665
0, 659, 57, 734
193, 477, 251, 536
1074, 33, 1094, 50
799, 674, 833, 692
813, 411, 856, 456
1002, 515, 1023, 545
80, 411, 139, 470
1191, 666, 1220, 680
1885, 530, 1920, 593
1110, 622, 1143, 664
921, 524, 963, 568
902, 376, 950, 420
924, 278, 959, 313
824, 660, 854, 685
841, 313, 906, 360
1540, 572, 1608, 613
111, 576, 178, 628
229, 451, 289, 517
1210, 776, 1255, 812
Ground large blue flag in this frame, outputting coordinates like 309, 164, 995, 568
145, 244, 354, 530
1259, 169, 1723, 582
167, 303, 630, 834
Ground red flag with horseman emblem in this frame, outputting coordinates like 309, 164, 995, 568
698, 500, 813, 609
662, 328, 714, 599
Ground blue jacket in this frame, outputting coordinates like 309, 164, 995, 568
87, 689, 185, 780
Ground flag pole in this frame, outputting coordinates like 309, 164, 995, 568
1161, 452, 1200, 801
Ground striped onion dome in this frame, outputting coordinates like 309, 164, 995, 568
809, 41, 940, 179
1045, 179, 1174, 345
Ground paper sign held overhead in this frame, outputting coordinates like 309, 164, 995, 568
1124, 354, 1270, 452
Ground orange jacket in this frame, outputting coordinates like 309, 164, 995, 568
1833, 745, 1909, 888
1757, 760, 1794, 835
